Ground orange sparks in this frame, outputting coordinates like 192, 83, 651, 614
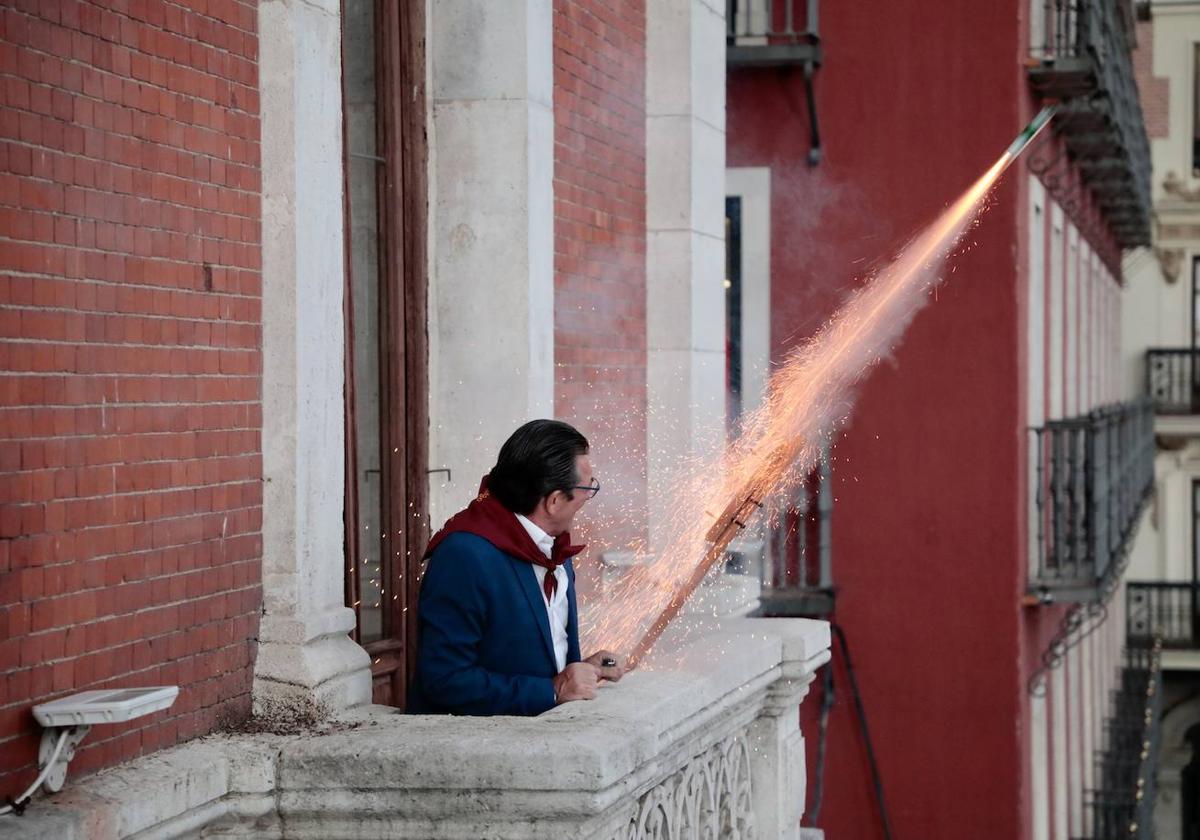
581, 152, 1018, 663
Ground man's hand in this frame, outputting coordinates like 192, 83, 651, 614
585, 650, 627, 682
553, 662, 599, 704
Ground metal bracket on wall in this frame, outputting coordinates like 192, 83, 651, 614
801, 0, 822, 165
804, 55, 822, 166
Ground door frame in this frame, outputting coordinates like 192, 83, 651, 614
341, 0, 428, 707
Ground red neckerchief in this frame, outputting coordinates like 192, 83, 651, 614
424, 476, 585, 600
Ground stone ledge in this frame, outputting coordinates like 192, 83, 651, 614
0, 617, 830, 840
277, 618, 796, 794
0, 737, 283, 840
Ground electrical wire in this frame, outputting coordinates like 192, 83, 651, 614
806, 658, 835, 824
833, 622, 895, 840
0, 729, 69, 817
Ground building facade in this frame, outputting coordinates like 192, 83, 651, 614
1123, 2, 1200, 837
726, 1, 1155, 838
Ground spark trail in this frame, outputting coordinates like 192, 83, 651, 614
582, 107, 1057, 666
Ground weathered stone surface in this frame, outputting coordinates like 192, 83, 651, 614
426, 0, 556, 530
255, 0, 371, 715
0, 618, 830, 840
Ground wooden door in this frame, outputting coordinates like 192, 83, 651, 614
341, 0, 428, 707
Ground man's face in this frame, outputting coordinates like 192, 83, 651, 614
539, 453, 594, 536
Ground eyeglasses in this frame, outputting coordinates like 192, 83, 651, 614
569, 478, 600, 500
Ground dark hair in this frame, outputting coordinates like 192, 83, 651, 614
488, 420, 589, 514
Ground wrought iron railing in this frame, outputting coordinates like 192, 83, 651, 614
1146, 348, 1200, 414
1128, 581, 1200, 649
1027, 0, 1151, 248
758, 449, 833, 617
1085, 638, 1162, 840
1030, 399, 1154, 600
1032, 0, 1084, 62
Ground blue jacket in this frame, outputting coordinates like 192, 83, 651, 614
408, 531, 581, 715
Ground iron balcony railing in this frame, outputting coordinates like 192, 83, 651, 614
1027, 0, 1151, 248
1085, 639, 1162, 840
726, 0, 820, 67
1128, 581, 1200, 649
1030, 399, 1154, 601
757, 449, 833, 618
1146, 348, 1200, 414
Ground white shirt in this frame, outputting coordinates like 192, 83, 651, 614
514, 513, 569, 673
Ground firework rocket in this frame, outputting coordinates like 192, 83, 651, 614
1005, 106, 1056, 160
624, 106, 1058, 669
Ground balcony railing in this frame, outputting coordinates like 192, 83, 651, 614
1085, 639, 1162, 840
1146, 348, 1200, 414
1128, 581, 1200, 648
0, 618, 833, 838
1027, 0, 1151, 248
1030, 399, 1155, 601
726, 0, 821, 67
757, 449, 834, 617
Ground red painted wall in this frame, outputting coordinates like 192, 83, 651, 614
729, 2, 1032, 836
731, 0, 1135, 835
552, 0, 647, 577
0, 0, 261, 790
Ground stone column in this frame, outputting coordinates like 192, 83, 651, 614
645, 0, 728, 555
254, 0, 371, 714
746, 621, 831, 840
426, 0, 556, 526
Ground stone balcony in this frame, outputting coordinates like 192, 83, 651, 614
0, 617, 831, 840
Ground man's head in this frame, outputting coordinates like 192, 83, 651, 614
489, 419, 595, 536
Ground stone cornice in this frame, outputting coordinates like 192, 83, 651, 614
1163, 170, 1200, 202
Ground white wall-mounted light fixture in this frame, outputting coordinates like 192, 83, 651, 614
0, 686, 178, 816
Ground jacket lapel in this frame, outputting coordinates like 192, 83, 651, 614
565, 560, 581, 664
511, 557, 557, 668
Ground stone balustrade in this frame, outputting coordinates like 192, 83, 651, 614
0, 617, 830, 840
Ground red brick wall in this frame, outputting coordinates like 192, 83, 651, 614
0, 0, 262, 790
552, 0, 647, 573
1133, 20, 1168, 139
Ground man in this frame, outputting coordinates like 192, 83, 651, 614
409, 419, 626, 715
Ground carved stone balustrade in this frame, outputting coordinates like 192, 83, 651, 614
0, 617, 830, 840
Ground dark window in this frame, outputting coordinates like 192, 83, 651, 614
1194, 480, 1200, 584
725, 197, 743, 433
341, 0, 428, 707
1192, 256, 1200, 350
1193, 44, 1200, 175
1184, 724, 1200, 840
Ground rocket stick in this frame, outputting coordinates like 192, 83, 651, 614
626, 442, 794, 669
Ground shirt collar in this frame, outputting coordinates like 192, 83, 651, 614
514, 513, 555, 560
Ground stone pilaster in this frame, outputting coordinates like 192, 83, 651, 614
254, 0, 371, 714
426, 0, 556, 526
745, 622, 830, 840
645, 0, 729, 555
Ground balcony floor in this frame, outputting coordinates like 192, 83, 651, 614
727, 42, 820, 68
1027, 57, 1095, 99
1155, 415, 1200, 437
1162, 650, 1200, 671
